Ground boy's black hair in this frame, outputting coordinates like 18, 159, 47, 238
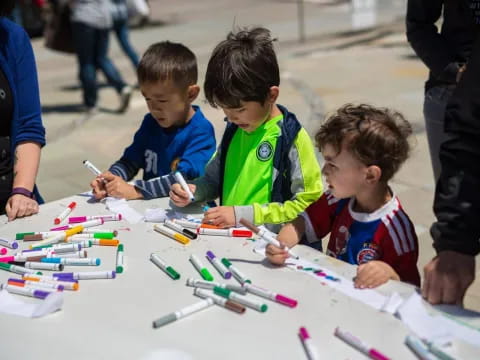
0, 0, 15, 17
137, 41, 197, 89
316, 104, 413, 182
204, 27, 280, 108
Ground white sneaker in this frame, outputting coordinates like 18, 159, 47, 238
118, 85, 133, 113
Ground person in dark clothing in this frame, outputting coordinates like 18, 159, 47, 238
406, 0, 479, 181
422, 30, 480, 306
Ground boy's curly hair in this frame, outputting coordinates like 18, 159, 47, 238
315, 104, 413, 182
204, 27, 280, 108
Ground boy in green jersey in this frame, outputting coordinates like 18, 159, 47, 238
170, 27, 322, 228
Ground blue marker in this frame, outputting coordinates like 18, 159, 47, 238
405, 335, 438, 360
206, 251, 232, 279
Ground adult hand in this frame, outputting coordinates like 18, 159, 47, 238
170, 183, 196, 207
354, 260, 400, 289
102, 172, 142, 199
5, 194, 39, 221
422, 251, 475, 305
265, 242, 289, 265
202, 206, 235, 228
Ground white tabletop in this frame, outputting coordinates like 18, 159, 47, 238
0, 195, 477, 359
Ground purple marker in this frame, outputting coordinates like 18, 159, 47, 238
8, 278, 64, 291
0, 238, 18, 249
1, 283, 51, 299
206, 251, 232, 279
54, 271, 116, 280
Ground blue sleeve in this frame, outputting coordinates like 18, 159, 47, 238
176, 122, 216, 180
13, 26, 45, 148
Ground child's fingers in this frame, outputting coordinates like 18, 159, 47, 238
265, 244, 288, 256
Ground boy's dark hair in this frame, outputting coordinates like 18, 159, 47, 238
0, 0, 15, 17
137, 41, 197, 89
315, 104, 413, 182
204, 27, 280, 108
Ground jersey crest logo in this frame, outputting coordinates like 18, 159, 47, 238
256, 141, 273, 161
357, 243, 380, 264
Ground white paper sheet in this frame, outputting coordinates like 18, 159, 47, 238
105, 197, 144, 224
0, 290, 63, 318
397, 292, 480, 348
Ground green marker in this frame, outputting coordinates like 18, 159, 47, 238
116, 244, 124, 274
221, 258, 251, 284
213, 286, 267, 312
150, 253, 180, 280
0, 262, 42, 276
16, 232, 35, 240
189, 254, 213, 281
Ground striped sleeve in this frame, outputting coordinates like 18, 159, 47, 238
109, 157, 141, 181
133, 173, 177, 200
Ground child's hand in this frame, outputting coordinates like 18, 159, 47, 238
203, 206, 235, 228
265, 242, 289, 265
102, 172, 142, 200
354, 260, 400, 289
90, 175, 107, 200
170, 183, 196, 207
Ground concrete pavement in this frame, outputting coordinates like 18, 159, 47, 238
30, 1, 480, 310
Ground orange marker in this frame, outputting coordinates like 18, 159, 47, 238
91, 238, 119, 246
200, 223, 222, 229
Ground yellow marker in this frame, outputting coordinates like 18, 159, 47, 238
65, 225, 84, 238
154, 224, 190, 245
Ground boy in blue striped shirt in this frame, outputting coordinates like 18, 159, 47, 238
90, 42, 216, 200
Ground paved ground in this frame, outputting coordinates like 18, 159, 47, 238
29, 0, 480, 310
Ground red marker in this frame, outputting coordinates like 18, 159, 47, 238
54, 202, 76, 225
197, 228, 253, 237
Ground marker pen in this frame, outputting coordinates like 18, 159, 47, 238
53, 271, 116, 280
82, 228, 118, 236
242, 283, 298, 308
206, 251, 232, 279
49, 250, 87, 259
174, 171, 195, 202
83, 160, 102, 176
189, 254, 214, 281
194, 288, 246, 314
22, 273, 77, 283
221, 258, 251, 284
197, 228, 253, 237
42, 257, 101, 266
152, 298, 214, 329
91, 239, 119, 246
25, 262, 64, 271
172, 219, 201, 229
425, 340, 456, 360
240, 218, 299, 259
8, 278, 64, 292
299, 327, 319, 360
116, 244, 124, 274
0, 247, 7, 255
47, 243, 82, 254
153, 224, 190, 245
0, 238, 18, 249
69, 214, 122, 223
186, 278, 246, 294
0, 262, 39, 275
1, 283, 51, 299
75, 219, 104, 228
150, 253, 180, 280
29, 232, 66, 249
54, 202, 76, 225
213, 286, 268, 312
65, 239, 92, 248
0, 254, 44, 263
22, 276, 78, 291
405, 335, 438, 360
334, 327, 390, 360
164, 220, 197, 239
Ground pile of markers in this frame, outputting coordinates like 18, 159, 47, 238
0, 206, 125, 301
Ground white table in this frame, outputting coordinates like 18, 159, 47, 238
0, 195, 477, 359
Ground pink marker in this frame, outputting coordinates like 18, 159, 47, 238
54, 202, 76, 225
0, 247, 7, 255
68, 214, 122, 224
334, 327, 390, 360
50, 225, 70, 231
299, 327, 318, 360
242, 283, 298, 308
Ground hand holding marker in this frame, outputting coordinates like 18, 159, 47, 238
174, 171, 195, 202
239, 218, 299, 259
